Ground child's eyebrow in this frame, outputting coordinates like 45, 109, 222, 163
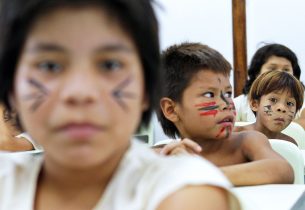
25, 43, 134, 54
94, 44, 134, 54
198, 86, 217, 91
198, 85, 232, 91
26, 43, 66, 54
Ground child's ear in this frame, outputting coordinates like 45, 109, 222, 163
160, 97, 179, 123
250, 99, 259, 112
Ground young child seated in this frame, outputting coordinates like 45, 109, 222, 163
0, 1, 240, 209
233, 70, 304, 145
157, 42, 294, 186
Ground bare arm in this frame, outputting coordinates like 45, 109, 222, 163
0, 106, 33, 151
157, 185, 231, 210
221, 131, 294, 186
0, 136, 34, 151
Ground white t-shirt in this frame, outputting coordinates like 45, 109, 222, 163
0, 139, 240, 210
233, 94, 256, 122
234, 94, 305, 122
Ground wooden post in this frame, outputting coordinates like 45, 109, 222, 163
232, 0, 247, 97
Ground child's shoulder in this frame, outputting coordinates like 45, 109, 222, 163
233, 126, 247, 132
276, 133, 298, 146
232, 130, 269, 144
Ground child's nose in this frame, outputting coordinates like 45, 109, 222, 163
276, 103, 287, 113
60, 72, 99, 107
219, 98, 231, 111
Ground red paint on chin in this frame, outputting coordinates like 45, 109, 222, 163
216, 127, 225, 138
200, 110, 218, 117
195, 102, 216, 107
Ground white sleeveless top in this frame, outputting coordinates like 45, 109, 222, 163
0, 140, 240, 210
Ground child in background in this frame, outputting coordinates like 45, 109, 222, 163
234, 70, 304, 145
233, 43, 304, 122
157, 42, 294, 186
0, 0, 239, 209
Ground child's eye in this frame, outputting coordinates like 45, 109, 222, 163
269, 98, 277, 103
287, 101, 295, 107
224, 91, 232, 98
203, 92, 214, 98
98, 59, 123, 72
37, 61, 62, 73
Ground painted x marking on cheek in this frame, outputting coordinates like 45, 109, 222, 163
220, 91, 230, 106
195, 102, 219, 117
287, 111, 295, 120
112, 75, 136, 111
264, 105, 273, 116
23, 78, 49, 112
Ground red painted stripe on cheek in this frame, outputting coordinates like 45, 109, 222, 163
200, 110, 218, 117
195, 102, 216, 107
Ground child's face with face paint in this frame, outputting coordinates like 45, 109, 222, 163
11, 8, 147, 168
251, 90, 296, 133
175, 70, 236, 141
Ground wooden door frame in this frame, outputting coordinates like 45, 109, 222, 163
232, 0, 247, 97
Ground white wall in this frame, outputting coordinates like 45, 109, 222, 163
247, 0, 305, 83
152, 0, 305, 142
155, 0, 233, 65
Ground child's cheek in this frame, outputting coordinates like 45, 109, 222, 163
263, 104, 273, 116
22, 78, 50, 113
195, 101, 219, 117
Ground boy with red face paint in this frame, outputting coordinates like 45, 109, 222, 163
233, 70, 304, 145
157, 42, 294, 186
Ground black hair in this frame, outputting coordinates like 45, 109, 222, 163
243, 43, 301, 94
158, 42, 231, 138
0, 0, 160, 129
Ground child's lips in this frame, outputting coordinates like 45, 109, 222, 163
274, 118, 285, 123
56, 123, 105, 140
217, 116, 234, 125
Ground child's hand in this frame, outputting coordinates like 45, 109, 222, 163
160, 138, 202, 156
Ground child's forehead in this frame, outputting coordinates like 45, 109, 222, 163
265, 89, 295, 98
191, 69, 230, 84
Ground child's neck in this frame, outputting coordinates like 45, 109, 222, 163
253, 122, 280, 139
185, 136, 226, 154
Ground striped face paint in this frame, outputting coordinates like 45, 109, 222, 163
264, 105, 273, 116
216, 126, 232, 138
112, 75, 136, 111
23, 78, 49, 112
288, 111, 295, 121
230, 102, 237, 116
195, 102, 219, 117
